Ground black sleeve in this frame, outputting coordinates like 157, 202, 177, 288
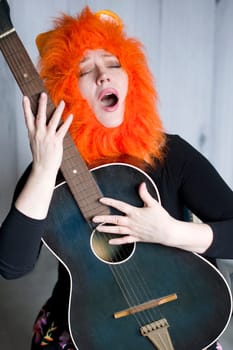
167, 135, 233, 259
0, 166, 46, 279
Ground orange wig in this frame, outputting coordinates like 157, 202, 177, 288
36, 7, 166, 166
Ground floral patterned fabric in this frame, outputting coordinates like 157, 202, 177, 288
31, 307, 75, 350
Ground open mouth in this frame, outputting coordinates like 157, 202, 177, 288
101, 93, 119, 108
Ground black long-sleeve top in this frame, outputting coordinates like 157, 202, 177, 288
0, 134, 233, 323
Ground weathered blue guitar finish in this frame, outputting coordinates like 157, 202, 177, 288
44, 163, 232, 350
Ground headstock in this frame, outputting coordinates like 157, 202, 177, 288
0, 0, 13, 36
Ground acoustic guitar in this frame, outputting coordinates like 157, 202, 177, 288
0, 1, 232, 349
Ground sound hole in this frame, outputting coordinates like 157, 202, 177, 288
90, 225, 135, 264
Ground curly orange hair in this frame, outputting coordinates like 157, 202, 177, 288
37, 7, 166, 166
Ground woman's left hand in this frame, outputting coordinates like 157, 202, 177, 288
92, 182, 174, 245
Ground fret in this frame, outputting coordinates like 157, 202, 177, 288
0, 27, 15, 39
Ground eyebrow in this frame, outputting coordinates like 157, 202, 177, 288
79, 54, 118, 64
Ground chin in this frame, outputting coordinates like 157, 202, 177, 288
98, 117, 123, 128
103, 121, 123, 128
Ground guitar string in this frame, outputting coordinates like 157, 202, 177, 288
91, 227, 153, 337
109, 238, 174, 350
110, 253, 154, 329
95, 242, 168, 350
108, 253, 168, 349
92, 228, 143, 321
95, 225, 165, 327
111, 263, 156, 326
103, 176, 165, 327
110, 253, 164, 325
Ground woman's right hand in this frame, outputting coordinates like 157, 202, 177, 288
15, 93, 73, 219
23, 92, 73, 176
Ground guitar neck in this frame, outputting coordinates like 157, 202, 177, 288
0, 30, 54, 118
0, 31, 110, 221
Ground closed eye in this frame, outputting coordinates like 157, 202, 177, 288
79, 70, 92, 77
107, 64, 121, 69
79, 64, 121, 77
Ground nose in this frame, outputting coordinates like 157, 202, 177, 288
96, 68, 110, 85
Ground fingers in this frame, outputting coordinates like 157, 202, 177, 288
98, 197, 133, 215
56, 114, 73, 139
109, 235, 139, 245
95, 218, 130, 233
37, 93, 66, 134
92, 184, 151, 227
47, 99, 65, 133
23, 93, 49, 134
97, 182, 158, 215
93, 214, 129, 230
138, 182, 158, 207
94, 222, 139, 245
93, 183, 158, 225
23, 96, 35, 133
36, 92, 48, 127
92, 183, 161, 246
23, 93, 72, 139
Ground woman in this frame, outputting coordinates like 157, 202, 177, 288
0, 7, 232, 350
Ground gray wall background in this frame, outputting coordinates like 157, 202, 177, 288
0, 0, 233, 349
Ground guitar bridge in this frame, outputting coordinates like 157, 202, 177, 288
140, 318, 174, 350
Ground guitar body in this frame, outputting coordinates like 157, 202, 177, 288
43, 163, 232, 350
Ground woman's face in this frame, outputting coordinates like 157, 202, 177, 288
78, 49, 128, 128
